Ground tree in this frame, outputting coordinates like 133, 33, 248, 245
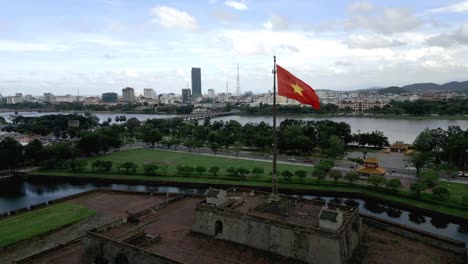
344, 171, 359, 184
323, 135, 346, 158
143, 164, 159, 175
252, 167, 265, 177
419, 170, 440, 188
122, 162, 137, 173
69, 160, 87, 172
386, 178, 402, 192
226, 167, 237, 176
281, 170, 294, 180
294, 170, 307, 181
208, 166, 220, 176
329, 170, 342, 183
236, 168, 250, 177
195, 165, 207, 176
407, 151, 431, 176
0, 137, 24, 171
312, 169, 326, 184
101, 160, 113, 172
432, 186, 450, 201
24, 139, 45, 165
368, 175, 386, 188
315, 160, 334, 173
209, 142, 220, 155
410, 182, 427, 197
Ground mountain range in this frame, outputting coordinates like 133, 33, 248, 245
356, 81, 468, 94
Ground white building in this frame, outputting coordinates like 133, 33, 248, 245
143, 88, 155, 99
207, 89, 215, 98
55, 95, 75, 103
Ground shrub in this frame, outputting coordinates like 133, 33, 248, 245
252, 167, 265, 176
184, 165, 194, 175
368, 175, 386, 188
419, 170, 440, 188
195, 165, 207, 176
410, 182, 427, 196
315, 160, 334, 173
281, 170, 294, 180
386, 178, 402, 192
143, 164, 159, 175
69, 160, 87, 172
159, 164, 168, 174
349, 157, 364, 165
208, 166, 220, 176
432, 186, 450, 201
329, 170, 342, 183
236, 168, 250, 177
101, 161, 113, 172
344, 171, 359, 184
122, 162, 137, 173
294, 170, 307, 180
312, 169, 326, 184
226, 167, 237, 176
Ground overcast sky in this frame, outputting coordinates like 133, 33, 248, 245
1, 0, 468, 96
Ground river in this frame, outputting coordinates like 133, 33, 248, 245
0, 178, 466, 245
1, 111, 468, 143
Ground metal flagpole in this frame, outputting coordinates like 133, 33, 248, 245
271, 56, 278, 199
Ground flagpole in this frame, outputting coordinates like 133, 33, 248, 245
272, 56, 278, 199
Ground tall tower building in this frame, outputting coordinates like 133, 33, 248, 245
122, 87, 136, 102
144, 88, 155, 99
182, 88, 192, 102
191, 67, 202, 98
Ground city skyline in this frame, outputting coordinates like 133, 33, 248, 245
1, 1, 468, 95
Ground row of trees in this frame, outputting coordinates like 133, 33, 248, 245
410, 126, 468, 171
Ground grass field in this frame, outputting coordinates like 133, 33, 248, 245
79, 148, 315, 181
37, 148, 468, 219
0, 203, 95, 248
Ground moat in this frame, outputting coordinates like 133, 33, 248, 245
0, 178, 467, 245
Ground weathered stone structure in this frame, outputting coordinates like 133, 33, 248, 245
192, 188, 362, 264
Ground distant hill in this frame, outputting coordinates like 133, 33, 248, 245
377, 86, 407, 94
400, 81, 468, 93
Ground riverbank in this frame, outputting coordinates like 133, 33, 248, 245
2, 108, 468, 120
238, 112, 468, 120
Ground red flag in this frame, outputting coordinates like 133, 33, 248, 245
276, 65, 320, 110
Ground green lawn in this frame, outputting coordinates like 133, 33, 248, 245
77, 148, 314, 181
0, 203, 95, 248
36, 148, 468, 219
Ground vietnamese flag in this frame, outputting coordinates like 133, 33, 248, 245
277, 65, 320, 110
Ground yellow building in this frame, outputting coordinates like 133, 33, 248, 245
356, 157, 386, 176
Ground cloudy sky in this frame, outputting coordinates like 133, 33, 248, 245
1, 0, 468, 96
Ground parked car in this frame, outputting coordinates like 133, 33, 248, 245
459, 171, 468, 177
304, 159, 315, 164
287, 157, 296, 162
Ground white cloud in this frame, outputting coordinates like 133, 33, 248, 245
0, 40, 69, 52
427, 24, 468, 47
345, 7, 422, 34
263, 14, 289, 31
150, 6, 198, 30
345, 34, 404, 49
348, 1, 374, 13
224, 0, 248, 10
429, 1, 468, 13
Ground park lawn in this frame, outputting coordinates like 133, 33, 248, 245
78, 148, 314, 180
0, 203, 95, 248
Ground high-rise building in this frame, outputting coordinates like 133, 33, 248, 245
43, 93, 56, 103
122, 87, 136, 102
182, 89, 191, 103
191, 67, 202, 98
144, 88, 155, 99
207, 89, 215, 98
102, 92, 118, 103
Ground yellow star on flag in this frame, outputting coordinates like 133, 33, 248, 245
291, 83, 303, 96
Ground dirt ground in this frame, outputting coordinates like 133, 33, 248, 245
351, 225, 465, 264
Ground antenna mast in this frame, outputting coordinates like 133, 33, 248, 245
236, 64, 240, 96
